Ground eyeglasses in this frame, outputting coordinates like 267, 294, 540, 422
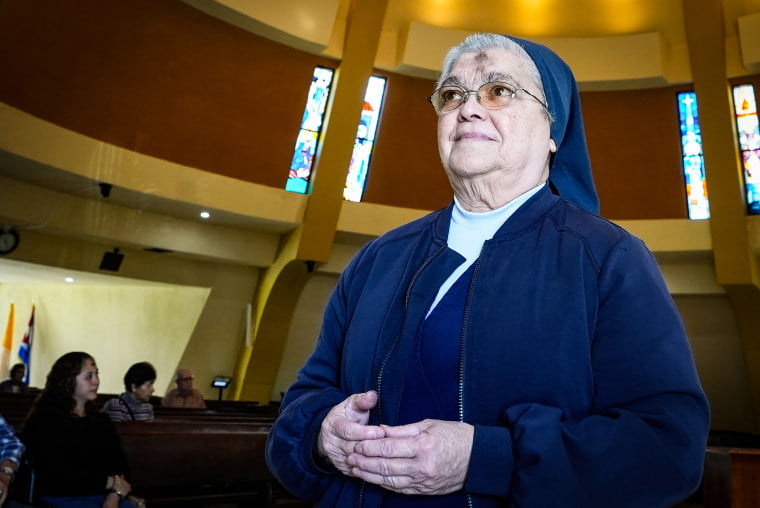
427, 81, 548, 114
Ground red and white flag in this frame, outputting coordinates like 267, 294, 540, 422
17, 304, 34, 384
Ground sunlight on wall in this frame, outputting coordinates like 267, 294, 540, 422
0, 283, 209, 395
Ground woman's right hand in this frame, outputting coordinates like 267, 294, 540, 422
318, 390, 385, 475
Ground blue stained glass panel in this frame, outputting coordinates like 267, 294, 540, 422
732, 84, 760, 214
287, 130, 319, 193
286, 67, 334, 194
677, 92, 710, 219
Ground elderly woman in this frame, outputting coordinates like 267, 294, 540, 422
266, 33, 709, 507
20, 352, 143, 508
102, 362, 156, 422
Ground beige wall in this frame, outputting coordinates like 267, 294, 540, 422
675, 295, 757, 433
272, 273, 338, 399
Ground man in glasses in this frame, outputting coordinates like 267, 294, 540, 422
267, 33, 709, 507
162, 368, 206, 408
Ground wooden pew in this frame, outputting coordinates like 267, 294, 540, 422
0, 391, 39, 431
153, 405, 279, 421
115, 418, 282, 506
703, 447, 760, 508
1, 392, 282, 431
206, 398, 281, 415
4, 402, 293, 506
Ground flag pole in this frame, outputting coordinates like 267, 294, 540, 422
1, 303, 14, 376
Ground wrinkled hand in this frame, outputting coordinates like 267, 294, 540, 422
318, 390, 385, 475
348, 419, 474, 495
113, 475, 132, 498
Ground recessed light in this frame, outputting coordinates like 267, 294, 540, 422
64, 277, 75, 283
200, 211, 211, 219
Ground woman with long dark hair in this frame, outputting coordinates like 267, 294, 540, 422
20, 352, 144, 508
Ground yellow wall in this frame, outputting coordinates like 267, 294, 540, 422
0, 279, 208, 395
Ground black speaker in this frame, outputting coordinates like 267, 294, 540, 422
99, 249, 124, 271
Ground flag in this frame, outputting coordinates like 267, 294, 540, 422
1, 303, 13, 375
18, 304, 34, 384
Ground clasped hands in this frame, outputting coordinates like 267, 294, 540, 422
104, 474, 143, 508
318, 390, 474, 496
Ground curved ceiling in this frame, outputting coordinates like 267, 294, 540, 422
183, 0, 760, 88
381, 0, 689, 41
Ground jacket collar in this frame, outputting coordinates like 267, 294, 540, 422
433, 185, 562, 243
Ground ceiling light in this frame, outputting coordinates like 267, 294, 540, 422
64, 277, 74, 283
200, 211, 211, 219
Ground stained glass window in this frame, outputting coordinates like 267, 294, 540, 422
286, 70, 386, 201
344, 76, 387, 202
286, 66, 334, 194
677, 92, 710, 220
732, 84, 760, 215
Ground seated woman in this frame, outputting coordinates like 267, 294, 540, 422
20, 351, 144, 508
102, 362, 156, 422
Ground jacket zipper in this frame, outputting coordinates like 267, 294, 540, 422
359, 479, 366, 507
364, 244, 446, 508
375, 244, 446, 422
460, 258, 479, 508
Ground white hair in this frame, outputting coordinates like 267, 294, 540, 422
437, 33, 546, 105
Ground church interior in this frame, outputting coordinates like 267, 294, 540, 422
1, 0, 760, 469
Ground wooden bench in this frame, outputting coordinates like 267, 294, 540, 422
0, 391, 39, 431
153, 405, 279, 421
115, 418, 283, 506
703, 447, 760, 508
1, 392, 282, 429
2, 392, 296, 506
206, 399, 281, 416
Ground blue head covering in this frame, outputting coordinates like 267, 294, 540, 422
506, 36, 600, 214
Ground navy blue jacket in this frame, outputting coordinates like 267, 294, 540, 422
266, 186, 710, 507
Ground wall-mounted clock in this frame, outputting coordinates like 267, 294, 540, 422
0, 229, 19, 255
